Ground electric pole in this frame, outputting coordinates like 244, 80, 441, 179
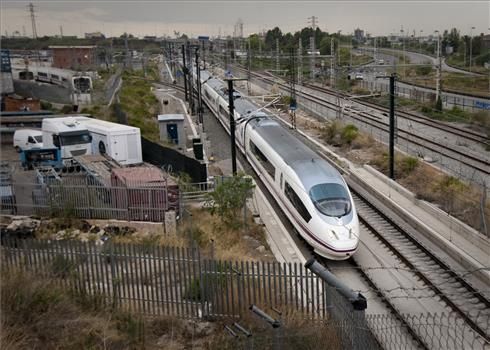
289, 48, 297, 129
195, 48, 203, 124
469, 26, 475, 72
330, 37, 335, 88
59, 25, 63, 38
225, 78, 247, 175
309, 36, 315, 79
389, 74, 396, 180
258, 38, 262, 69
435, 31, 442, 110
187, 42, 195, 115
182, 44, 188, 101
247, 39, 251, 95
298, 39, 303, 84
276, 38, 280, 73
308, 16, 318, 80
28, 3, 38, 39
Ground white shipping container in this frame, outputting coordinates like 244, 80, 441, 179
75, 117, 143, 165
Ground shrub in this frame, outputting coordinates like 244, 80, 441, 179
40, 100, 53, 110
399, 156, 419, 175
322, 121, 341, 144
340, 124, 359, 144
415, 65, 433, 75
60, 105, 74, 114
206, 173, 255, 228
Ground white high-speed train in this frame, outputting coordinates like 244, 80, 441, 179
196, 69, 359, 260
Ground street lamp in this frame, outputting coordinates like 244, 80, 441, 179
469, 26, 476, 72
419, 30, 423, 53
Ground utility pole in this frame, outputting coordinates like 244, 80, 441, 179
401, 26, 406, 77
195, 48, 203, 124
389, 74, 396, 180
419, 30, 423, 53
469, 26, 475, 72
463, 40, 466, 66
229, 78, 238, 175
330, 37, 335, 88
187, 42, 195, 115
258, 38, 262, 69
28, 3, 37, 39
310, 36, 315, 80
435, 31, 442, 109
225, 78, 247, 175
124, 33, 131, 70
308, 16, 317, 80
201, 40, 206, 70
182, 44, 188, 101
59, 25, 63, 39
298, 39, 303, 85
374, 37, 377, 62
349, 34, 353, 68
276, 38, 280, 74
289, 48, 297, 129
247, 39, 251, 95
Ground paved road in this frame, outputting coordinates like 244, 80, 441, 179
358, 47, 481, 76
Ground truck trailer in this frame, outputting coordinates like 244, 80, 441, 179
75, 117, 142, 165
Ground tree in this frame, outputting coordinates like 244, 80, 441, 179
265, 27, 282, 50
248, 34, 261, 51
448, 28, 460, 52
206, 173, 255, 228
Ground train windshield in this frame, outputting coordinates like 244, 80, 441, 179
309, 183, 351, 217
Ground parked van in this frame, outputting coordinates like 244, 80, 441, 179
13, 129, 43, 151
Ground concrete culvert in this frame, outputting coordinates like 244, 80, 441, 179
163, 100, 169, 105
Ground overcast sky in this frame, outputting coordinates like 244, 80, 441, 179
1, 1, 489, 38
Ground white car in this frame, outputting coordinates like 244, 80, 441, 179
355, 73, 364, 80
13, 129, 43, 152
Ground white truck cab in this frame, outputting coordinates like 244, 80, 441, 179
13, 129, 43, 151
42, 117, 92, 161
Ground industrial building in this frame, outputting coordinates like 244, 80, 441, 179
49, 46, 96, 70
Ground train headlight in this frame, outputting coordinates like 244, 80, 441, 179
330, 230, 339, 240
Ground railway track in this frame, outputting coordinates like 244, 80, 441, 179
351, 187, 490, 346
252, 97, 490, 348
302, 83, 489, 146
193, 67, 489, 348
231, 65, 490, 178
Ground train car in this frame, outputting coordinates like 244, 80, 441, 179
197, 69, 360, 260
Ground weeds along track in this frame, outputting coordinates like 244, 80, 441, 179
351, 187, 490, 345
302, 82, 489, 147
232, 66, 490, 178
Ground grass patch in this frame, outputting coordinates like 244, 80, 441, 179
371, 153, 420, 179
115, 68, 161, 141
322, 122, 359, 146
0, 267, 220, 349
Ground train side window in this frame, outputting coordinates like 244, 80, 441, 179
249, 140, 275, 179
284, 182, 311, 223
280, 173, 283, 189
